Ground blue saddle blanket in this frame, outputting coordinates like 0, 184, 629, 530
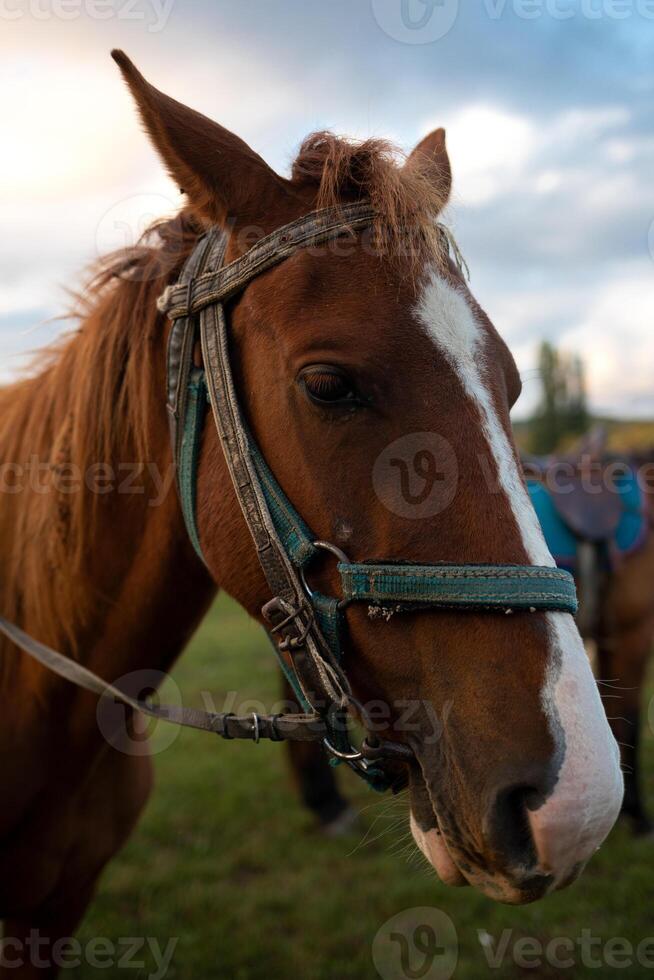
526, 467, 647, 572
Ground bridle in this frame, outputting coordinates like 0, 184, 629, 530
0, 201, 577, 794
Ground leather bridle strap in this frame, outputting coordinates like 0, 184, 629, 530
0, 614, 328, 744
160, 204, 411, 789
0, 612, 413, 774
157, 201, 377, 321
201, 297, 352, 712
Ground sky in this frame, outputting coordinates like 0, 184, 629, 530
1, 0, 653, 418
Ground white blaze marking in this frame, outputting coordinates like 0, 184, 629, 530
414, 269, 552, 566
533, 613, 622, 878
414, 266, 623, 882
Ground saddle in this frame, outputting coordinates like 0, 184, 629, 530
523, 428, 647, 572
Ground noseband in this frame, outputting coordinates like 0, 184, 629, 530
0, 202, 577, 795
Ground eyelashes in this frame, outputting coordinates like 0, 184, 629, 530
299, 365, 359, 407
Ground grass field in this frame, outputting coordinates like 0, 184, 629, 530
77, 594, 654, 980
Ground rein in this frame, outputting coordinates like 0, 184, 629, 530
2, 202, 577, 795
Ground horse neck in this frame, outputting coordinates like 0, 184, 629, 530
0, 285, 216, 696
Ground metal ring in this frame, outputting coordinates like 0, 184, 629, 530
313, 541, 351, 563
323, 737, 364, 762
251, 712, 260, 744
300, 541, 351, 599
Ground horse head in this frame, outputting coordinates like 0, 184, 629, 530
114, 51, 622, 905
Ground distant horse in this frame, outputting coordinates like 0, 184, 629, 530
0, 51, 621, 975
521, 433, 654, 834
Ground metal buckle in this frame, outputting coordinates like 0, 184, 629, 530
263, 596, 315, 651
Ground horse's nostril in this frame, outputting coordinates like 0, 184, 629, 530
487, 783, 541, 868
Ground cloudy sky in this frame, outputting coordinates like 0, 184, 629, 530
1, 0, 653, 417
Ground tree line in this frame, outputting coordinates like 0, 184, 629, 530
527, 341, 590, 454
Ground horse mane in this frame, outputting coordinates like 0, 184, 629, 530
290, 131, 449, 270
0, 211, 202, 665
0, 130, 446, 676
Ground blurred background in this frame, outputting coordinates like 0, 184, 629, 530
3, 2, 654, 977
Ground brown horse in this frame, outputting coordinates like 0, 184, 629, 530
0, 51, 622, 972
596, 484, 654, 834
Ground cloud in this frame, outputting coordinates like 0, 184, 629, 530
1, 3, 652, 424
432, 105, 536, 205
559, 263, 654, 415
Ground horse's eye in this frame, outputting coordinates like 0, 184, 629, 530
299, 365, 359, 407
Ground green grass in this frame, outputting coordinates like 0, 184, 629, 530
77, 594, 654, 979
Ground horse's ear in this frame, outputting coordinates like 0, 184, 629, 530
406, 128, 452, 205
111, 50, 290, 229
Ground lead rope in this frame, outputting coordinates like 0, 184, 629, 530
0, 615, 325, 743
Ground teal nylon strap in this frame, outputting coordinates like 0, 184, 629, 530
178, 369, 208, 563
338, 563, 578, 614
249, 444, 345, 663
249, 444, 317, 570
